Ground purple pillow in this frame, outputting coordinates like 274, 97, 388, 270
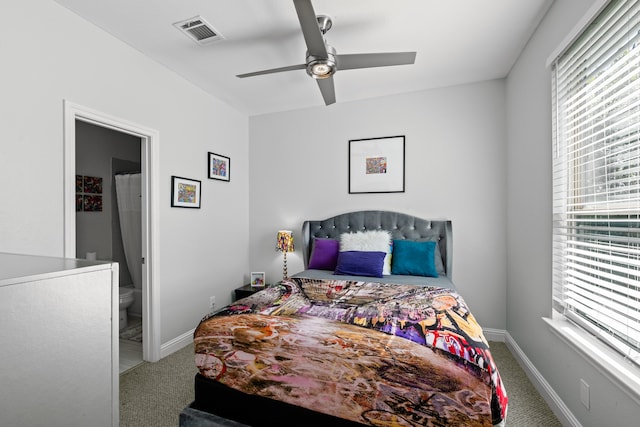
308, 238, 340, 270
334, 251, 386, 278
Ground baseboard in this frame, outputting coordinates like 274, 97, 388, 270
484, 327, 507, 343
505, 332, 582, 427
161, 328, 195, 359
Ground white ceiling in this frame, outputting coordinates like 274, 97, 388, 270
54, 0, 553, 116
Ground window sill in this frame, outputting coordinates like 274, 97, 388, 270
543, 316, 640, 405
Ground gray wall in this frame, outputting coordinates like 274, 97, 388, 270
249, 79, 508, 330
507, 0, 639, 425
0, 0, 250, 345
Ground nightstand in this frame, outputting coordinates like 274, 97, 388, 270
234, 284, 267, 301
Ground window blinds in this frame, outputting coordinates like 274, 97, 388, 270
552, 0, 640, 366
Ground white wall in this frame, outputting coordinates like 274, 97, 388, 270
506, 0, 639, 425
249, 80, 508, 330
0, 0, 249, 345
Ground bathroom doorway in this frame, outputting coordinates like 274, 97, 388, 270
63, 101, 161, 363
75, 121, 143, 372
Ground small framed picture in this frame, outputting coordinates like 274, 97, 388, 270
83, 195, 103, 212
171, 176, 201, 208
83, 176, 103, 194
250, 272, 266, 288
208, 152, 230, 182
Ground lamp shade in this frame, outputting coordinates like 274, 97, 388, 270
276, 230, 294, 253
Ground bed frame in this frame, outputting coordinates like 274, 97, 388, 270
301, 210, 452, 278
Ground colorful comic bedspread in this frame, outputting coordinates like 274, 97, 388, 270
194, 277, 508, 426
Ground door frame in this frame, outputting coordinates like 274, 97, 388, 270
63, 100, 161, 363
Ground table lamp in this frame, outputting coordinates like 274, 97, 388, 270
276, 230, 294, 280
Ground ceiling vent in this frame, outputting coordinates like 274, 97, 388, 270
173, 16, 224, 45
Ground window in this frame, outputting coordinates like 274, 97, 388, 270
552, 0, 640, 367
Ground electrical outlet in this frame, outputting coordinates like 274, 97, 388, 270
580, 379, 590, 409
209, 296, 216, 310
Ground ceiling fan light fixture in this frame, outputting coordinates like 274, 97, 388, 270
306, 47, 337, 79
308, 60, 335, 79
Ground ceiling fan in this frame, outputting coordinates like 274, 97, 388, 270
236, 0, 417, 106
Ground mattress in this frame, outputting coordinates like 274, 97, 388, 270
192, 277, 507, 426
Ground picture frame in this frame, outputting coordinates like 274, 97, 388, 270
208, 152, 230, 182
348, 135, 405, 194
250, 272, 266, 288
171, 176, 201, 208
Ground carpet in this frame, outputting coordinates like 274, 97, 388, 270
490, 342, 562, 426
120, 344, 197, 427
120, 341, 562, 427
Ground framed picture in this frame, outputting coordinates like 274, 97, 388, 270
348, 135, 405, 194
83, 195, 103, 212
208, 152, 230, 182
250, 272, 266, 288
83, 176, 103, 194
171, 176, 201, 208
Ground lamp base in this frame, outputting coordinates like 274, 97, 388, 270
282, 252, 288, 280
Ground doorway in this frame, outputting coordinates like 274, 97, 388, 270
76, 122, 143, 372
63, 101, 160, 363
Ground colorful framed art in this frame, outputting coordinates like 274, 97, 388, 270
348, 135, 405, 194
250, 272, 266, 288
171, 176, 201, 208
208, 152, 230, 182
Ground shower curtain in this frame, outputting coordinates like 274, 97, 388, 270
115, 173, 142, 289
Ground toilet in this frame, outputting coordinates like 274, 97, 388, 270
119, 287, 135, 330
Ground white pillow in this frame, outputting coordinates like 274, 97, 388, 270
340, 230, 392, 275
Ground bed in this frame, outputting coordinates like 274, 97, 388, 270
184, 211, 508, 427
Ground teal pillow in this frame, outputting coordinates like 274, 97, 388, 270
391, 240, 439, 277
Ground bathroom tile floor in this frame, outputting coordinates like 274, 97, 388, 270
119, 316, 143, 374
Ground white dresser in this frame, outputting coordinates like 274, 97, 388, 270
0, 252, 118, 427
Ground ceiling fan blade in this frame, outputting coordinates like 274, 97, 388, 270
293, 0, 327, 57
236, 64, 306, 78
316, 77, 336, 105
336, 52, 416, 71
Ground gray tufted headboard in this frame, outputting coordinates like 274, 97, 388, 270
301, 210, 452, 278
